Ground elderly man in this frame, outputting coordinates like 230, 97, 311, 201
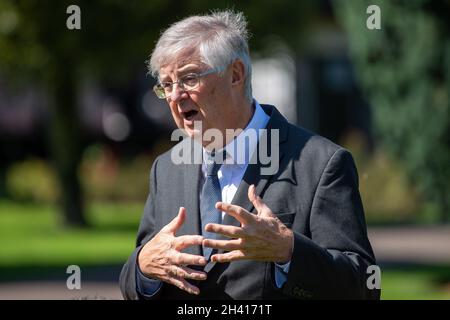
119, 10, 379, 300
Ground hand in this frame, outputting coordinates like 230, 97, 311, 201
138, 207, 207, 295
203, 185, 294, 264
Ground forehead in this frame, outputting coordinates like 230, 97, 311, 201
158, 53, 206, 78
159, 62, 201, 76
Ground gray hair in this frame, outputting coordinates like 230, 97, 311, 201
149, 10, 253, 103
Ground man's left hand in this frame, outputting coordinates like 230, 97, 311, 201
202, 184, 294, 264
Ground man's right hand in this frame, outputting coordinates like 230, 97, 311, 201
137, 207, 207, 295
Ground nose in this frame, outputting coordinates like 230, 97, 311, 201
169, 82, 186, 103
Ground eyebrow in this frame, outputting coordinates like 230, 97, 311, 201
177, 64, 201, 73
159, 64, 203, 82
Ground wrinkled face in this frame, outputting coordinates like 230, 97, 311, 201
159, 57, 236, 146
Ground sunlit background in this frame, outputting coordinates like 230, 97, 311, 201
0, 0, 449, 300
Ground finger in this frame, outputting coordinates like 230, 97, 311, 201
248, 184, 271, 216
204, 223, 245, 238
248, 184, 263, 211
172, 252, 207, 266
167, 265, 207, 281
211, 250, 246, 263
168, 276, 201, 295
179, 266, 208, 281
203, 238, 242, 251
173, 235, 204, 251
215, 202, 252, 225
163, 207, 186, 233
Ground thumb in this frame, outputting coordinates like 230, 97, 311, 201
164, 207, 186, 234
248, 184, 269, 215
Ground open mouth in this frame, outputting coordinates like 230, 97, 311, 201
182, 110, 199, 121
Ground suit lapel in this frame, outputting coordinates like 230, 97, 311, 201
180, 138, 203, 256
223, 105, 289, 225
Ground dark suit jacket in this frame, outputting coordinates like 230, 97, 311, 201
119, 105, 380, 300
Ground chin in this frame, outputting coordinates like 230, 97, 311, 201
184, 126, 201, 140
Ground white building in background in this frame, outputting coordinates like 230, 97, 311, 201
252, 54, 297, 125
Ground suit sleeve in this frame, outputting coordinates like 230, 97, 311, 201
282, 149, 380, 299
119, 158, 163, 300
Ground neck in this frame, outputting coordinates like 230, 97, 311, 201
235, 98, 254, 130
202, 98, 254, 151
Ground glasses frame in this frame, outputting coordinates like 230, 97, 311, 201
153, 67, 223, 99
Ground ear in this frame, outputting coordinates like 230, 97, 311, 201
231, 59, 245, 87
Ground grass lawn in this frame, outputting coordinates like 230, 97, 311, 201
0, 200, 142, 267
0, 200, 449, 299
381, 266, 450, 300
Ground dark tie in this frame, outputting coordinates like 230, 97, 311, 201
200, 151, 223, 260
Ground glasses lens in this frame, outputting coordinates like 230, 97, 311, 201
153, 85, 167, 99
181, 74, 199, 89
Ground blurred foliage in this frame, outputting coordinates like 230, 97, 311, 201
342, 130, 422, 223
81, 146, 152, 202
6, 158, 59, 203
0, 0, 317, 85
359, 151, 422, 223
0, 0, 318, 226
7, 138, 431, 224
5, 146, 162, 204
335, 0, 450, 222
4, 136, 177, 204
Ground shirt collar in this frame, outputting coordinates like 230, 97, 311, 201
202, 99, 270, 168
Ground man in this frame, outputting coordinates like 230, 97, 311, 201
120, 10, 379, 300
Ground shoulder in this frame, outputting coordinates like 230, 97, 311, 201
287, 123, 346, 162
262, 103, 347, 164
282, 122, 358, 185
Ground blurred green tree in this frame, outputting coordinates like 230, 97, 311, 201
334, 0, 450, 222
0, 0, 171, 226
0, 0, 316, 226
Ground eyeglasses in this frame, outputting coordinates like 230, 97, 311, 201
153, 67, 222, 99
